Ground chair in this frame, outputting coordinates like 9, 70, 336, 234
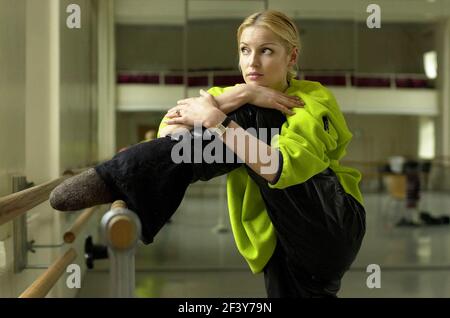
381, 173, 407, 224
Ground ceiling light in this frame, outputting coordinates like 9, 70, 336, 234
423, 51, 437, 79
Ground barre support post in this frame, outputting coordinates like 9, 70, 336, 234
101, 200, 141, 298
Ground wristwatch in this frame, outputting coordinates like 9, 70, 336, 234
213, 116, 232, 137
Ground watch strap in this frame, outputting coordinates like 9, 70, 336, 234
221, 116, 232, 128
213, 116, 232, 136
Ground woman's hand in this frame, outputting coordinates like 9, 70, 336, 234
243, 84, 304, 116
175, 84, 304, 116
165, 90, 226, 129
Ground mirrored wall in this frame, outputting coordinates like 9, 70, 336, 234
114, 0, 446, 168
113, 0, 450, 292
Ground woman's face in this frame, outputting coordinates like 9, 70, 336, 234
239, 26, 296, 91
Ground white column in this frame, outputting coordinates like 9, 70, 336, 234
25, 0, 60, 183
97, 0, 116, 159
438, 18, 450, 160
434, 17, 450, 191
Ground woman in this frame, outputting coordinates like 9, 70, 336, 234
50, 10, 365, 298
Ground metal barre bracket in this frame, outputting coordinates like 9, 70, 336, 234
12, 175, 33, 273
100, 200, 142, 298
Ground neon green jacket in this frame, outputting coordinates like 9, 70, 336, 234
159, 79, 363, 274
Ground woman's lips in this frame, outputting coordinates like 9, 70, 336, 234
247, 73, 263, 80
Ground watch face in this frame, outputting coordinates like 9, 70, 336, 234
213, 124, 226, 136
217, 124, 226, 133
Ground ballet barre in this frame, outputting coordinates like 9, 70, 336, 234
0, 167, 143, 298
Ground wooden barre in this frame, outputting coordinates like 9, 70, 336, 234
19, 248, 77, 298
63, 206, 99, 243
108, 215, 136, 250
108, 200, 137, 250
112, 200, 127, 209
0, 175, 72, 226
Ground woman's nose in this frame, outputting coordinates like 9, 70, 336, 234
249, 53, 260, 67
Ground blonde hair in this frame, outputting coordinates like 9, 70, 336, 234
237, 10, 300, 81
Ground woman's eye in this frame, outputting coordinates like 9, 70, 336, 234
262, 48, 272, 54
240, 47, 249, 54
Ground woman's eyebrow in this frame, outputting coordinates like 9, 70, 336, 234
239, 42, 278, 46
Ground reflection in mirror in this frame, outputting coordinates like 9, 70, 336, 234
109, 0, 450, 297
114, 0, 187, 149
115, 0, 185, 79
185, 0, 266, 96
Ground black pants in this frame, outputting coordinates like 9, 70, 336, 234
95, 105, 365, 298
95, 105, 264, 244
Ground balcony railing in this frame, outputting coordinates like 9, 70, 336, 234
117, 70, 435, 89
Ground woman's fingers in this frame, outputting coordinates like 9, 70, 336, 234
165, 117, 185, 125
167, 106, 180, 113
166, 109, 180, 118
275, 103, 295, 116
269, 91, 304, 109
281, 96, 304, 109
167, 103, 188, 115
286, 93, 300, 100
165, 112, 179, 119
283, 94, 303, 102
281, 108, 294, 116
286, 95, 304, 104
285, 108, 295, 116
289, 98, 305, 108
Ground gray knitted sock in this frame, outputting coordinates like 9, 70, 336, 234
49, 168, 114, 211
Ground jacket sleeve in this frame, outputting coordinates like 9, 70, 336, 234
268, 86, 342, 189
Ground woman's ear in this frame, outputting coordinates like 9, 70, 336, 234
289, 47, 299, 67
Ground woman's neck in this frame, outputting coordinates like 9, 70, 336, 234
272, 79, 290, 93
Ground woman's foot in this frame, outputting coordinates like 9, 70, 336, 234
49, 168, 114, 211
